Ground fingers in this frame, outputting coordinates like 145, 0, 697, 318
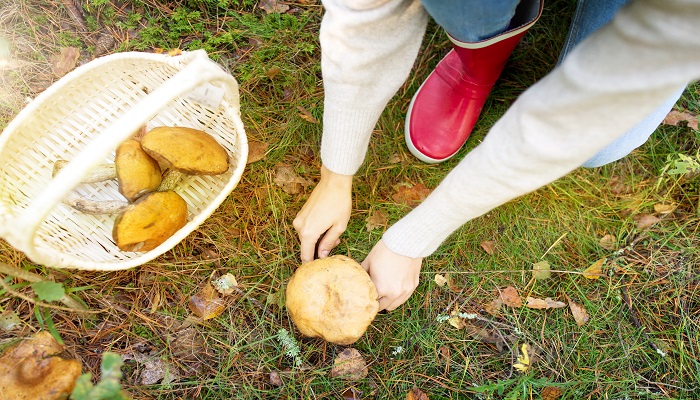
316, 228, 343, 258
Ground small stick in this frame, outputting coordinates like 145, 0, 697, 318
618, 276, 667, 357
0, 262, 89, 312
0, 275, 102, 314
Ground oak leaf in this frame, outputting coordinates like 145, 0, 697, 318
392, 183, 431, 207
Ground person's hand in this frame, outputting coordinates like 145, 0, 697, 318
361, 239, 422, 311
293, 165, 353, 263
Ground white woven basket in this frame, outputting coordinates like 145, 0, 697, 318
0, 50, 248, 271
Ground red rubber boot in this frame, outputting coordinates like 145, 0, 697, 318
405, 0, 543, 163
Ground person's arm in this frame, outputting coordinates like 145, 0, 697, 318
366, 0, 700, 309
295, 0, 428, 262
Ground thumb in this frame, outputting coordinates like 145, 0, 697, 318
317, 236, 341, 258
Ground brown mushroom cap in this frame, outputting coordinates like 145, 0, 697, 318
140, 126, 230, 175
285, 255, 379, 345
0, 331, 82, 400
112, 190, 188, 252
115, 139, 162, 202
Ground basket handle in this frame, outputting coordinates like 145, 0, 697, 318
15, 50, 240, 256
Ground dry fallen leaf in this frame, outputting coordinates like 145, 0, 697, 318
499, 286, 523, 307
274, 164, 314, 195
51, 47, 80, 77
480, 240, 496, 255
0, 331, 83, 400
583, 258, 606, 280
330, 348, 368, 380
341, 387, 363, 400
365, 209, 388, 232
167, 48, 183, 56
513, 343, 534, 373
541, 386, 563, 400
259, 0, 290, 13
532, 260, 551, 280
392, 183, 431, 207
434, 274, 447, 287
406, 387, 429, 400
269, 371, 283, 387
483, 297, 502, 316
633, 213, 660, 230
246, 141, 269, 164
663, 110, 699, 130
296, 106, 318, 124
188, 283, 226, 320
654, 203, 676, 214
131, 351, 180, 385
608, 176, 631, 196
599, 234, 616, 250
567, 296, 590, 327
525, 296, 567, 309
265, 66, 281, 79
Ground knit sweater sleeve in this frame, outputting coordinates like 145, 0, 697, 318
319, 0, 428, 176
383, 0, 700, 258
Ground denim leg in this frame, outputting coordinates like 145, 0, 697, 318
419, 0, 521, 42
560, 0, 685, 167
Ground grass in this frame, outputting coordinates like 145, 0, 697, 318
1, 0, 699, 399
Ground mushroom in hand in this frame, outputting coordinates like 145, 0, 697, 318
285, 255, 379, 345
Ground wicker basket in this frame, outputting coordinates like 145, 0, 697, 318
0, 50, 248, 271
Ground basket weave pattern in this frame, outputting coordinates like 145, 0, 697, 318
0, 50, 247, 270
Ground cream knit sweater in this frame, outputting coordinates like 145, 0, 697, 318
318, 0, 700, 258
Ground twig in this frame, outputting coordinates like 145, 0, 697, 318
618, 276, 667, 357
0, 275, 101, 314
0, 262, 88, 312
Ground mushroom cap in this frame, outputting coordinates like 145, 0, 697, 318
285, 255, 379, 345
0, 331, 82, 400
115, 139, 162, 202
112, 190, 188, 252
140, 126, 230, 175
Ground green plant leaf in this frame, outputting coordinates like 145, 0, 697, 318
31, 281, 66, 302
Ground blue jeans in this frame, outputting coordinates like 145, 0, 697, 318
419, 0, 685, 167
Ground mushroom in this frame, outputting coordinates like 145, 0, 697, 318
285, 255, 379, 345
112, 190, 188, 252
140, 126, 230, 177
115, 138, 162, 202
0, 331, 83, 400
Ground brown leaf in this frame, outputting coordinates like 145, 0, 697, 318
483, 297, 502, 316
341, 387, 363, 400
265, 66, 281, 79
296, 106, 318, 124
663, 110, 699, 130
392, 183, 431, 207
274, 164, 314, 194
0, 331, 83, 399
480, 240, 496, 255
599, 234, 616, 250
365, 209, 388, 232
653, 203, 676, 214
541, 386, 563, 400
532, 260, 551, 280
583, 258, 606, 280
608, 176, 631, 196
330, 348, 368, 380
525, 296, 567, 309
406, 387, 429, 400
269, 371, 283, 387
633, 213, 660, 230
463, 321, 514, 352
247, 141, 269, 164
567, 296, 590, 327
259, 0, 290, 13
500, 286, 522, 307
51, 47, 80, 77
188, 283, 226, 320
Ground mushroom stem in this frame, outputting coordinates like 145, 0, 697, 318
52, 160, 117, 182
62, 191, 128, 214
158, 169, 185, 191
